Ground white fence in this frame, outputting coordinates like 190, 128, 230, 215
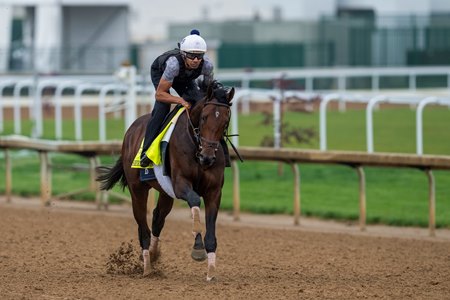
1, 66, 450, 153
0, 67, 154, 142
217, 66, 450, 92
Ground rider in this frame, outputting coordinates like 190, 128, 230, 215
140, 29, 230, 168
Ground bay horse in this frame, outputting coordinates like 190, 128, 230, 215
97, 81, 235, 281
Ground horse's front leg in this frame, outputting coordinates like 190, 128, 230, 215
204, 190, 221, 281
175, 184, 207, 262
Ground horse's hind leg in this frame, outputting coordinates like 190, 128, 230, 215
150, 192, 174, 262
130, 184, 152, 276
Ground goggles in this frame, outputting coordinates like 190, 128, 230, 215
183, 52, 204, 60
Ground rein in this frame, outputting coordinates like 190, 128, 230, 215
185, 94, 243, 163
185, 107, 200, 144
186, 101, 230, 149
203, 102, 243, 162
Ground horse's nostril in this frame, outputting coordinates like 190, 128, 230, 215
207, 157, 216, 167
198, 155, 216, 167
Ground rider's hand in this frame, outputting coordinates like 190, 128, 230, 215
180, 99, 191, 110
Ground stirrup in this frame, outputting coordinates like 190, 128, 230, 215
140, 155, 152, 168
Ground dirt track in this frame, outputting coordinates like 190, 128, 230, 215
1, 197, 450, 299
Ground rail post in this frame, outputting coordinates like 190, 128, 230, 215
90, 156, 103, 210
356, 166, 366, 231
291, 163, 301, 226
425, 169, 436, 237
39, 151, 51, 206
232, 160, 240, 221
5, 149, 12, 203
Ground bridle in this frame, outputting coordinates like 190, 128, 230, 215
187, 100, 231, 158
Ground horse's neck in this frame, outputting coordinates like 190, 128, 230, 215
187, 99, 205, 128
173, 107, 200, 148
170, 99, 204, 150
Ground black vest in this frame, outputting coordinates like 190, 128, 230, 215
152, 48, 204, 87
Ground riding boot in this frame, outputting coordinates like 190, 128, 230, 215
140, 101, 171, 167
140, 119, 158, 167
220, 138, 231, 167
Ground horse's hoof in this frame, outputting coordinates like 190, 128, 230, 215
150, 235, 160, 263
150, 249, 160, 263
206, 264, 216, 281
191, 248, 207, 261
143, 250, 151, 276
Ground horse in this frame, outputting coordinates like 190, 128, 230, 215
97, 80, 235, 281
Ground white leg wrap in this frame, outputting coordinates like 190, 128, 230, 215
191, 206, 202, 235
142, 249, 151, 276
150, 234, 159, 254
206, 252, 216, 281
208, 252, 216, 266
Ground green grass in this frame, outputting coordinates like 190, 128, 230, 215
220, 162, 450, 228
1, 118, 127, 141
1, 106, 450, 227
238, 106, 450, 154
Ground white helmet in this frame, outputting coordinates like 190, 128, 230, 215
180, 34, 207, 53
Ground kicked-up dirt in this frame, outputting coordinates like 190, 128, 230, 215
1, 197, 450, 299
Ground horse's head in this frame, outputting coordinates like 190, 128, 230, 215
194, 81, 235, 169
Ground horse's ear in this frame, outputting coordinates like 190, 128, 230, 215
227, 87, 235, 103
206, 81, 214, 101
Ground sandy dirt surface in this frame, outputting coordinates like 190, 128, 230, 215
1, 197, 450, 300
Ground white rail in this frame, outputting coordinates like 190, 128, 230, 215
12, 80, 33, 135
366, 95, 389, 154
319, 94, 340, 151
217, 66, 450, 92
73, 84, 102, 141
0, 80, 14, 133
98, 84, 127, 141
54, 81, 80, 140
416, 97, 450, 155
1, 66, 450, 154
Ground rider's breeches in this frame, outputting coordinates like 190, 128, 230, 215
142, 101, 171, 156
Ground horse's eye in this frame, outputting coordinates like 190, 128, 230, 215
202, 115, 207, 122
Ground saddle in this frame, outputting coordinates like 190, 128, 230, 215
130, 106, 186, 198
131, 106, 185, 169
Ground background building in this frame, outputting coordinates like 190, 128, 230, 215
1, 0, 450, 73
168, 0, 450, 69
0, 0, 130, 73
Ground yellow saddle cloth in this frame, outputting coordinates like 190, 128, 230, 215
131, 107, 186, 169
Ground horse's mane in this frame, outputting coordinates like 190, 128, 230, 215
182, 81, 205, 104
210, 81, 230, 105
183, 79, 230, 108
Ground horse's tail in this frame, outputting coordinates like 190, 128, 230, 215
96, 156, 128, 191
